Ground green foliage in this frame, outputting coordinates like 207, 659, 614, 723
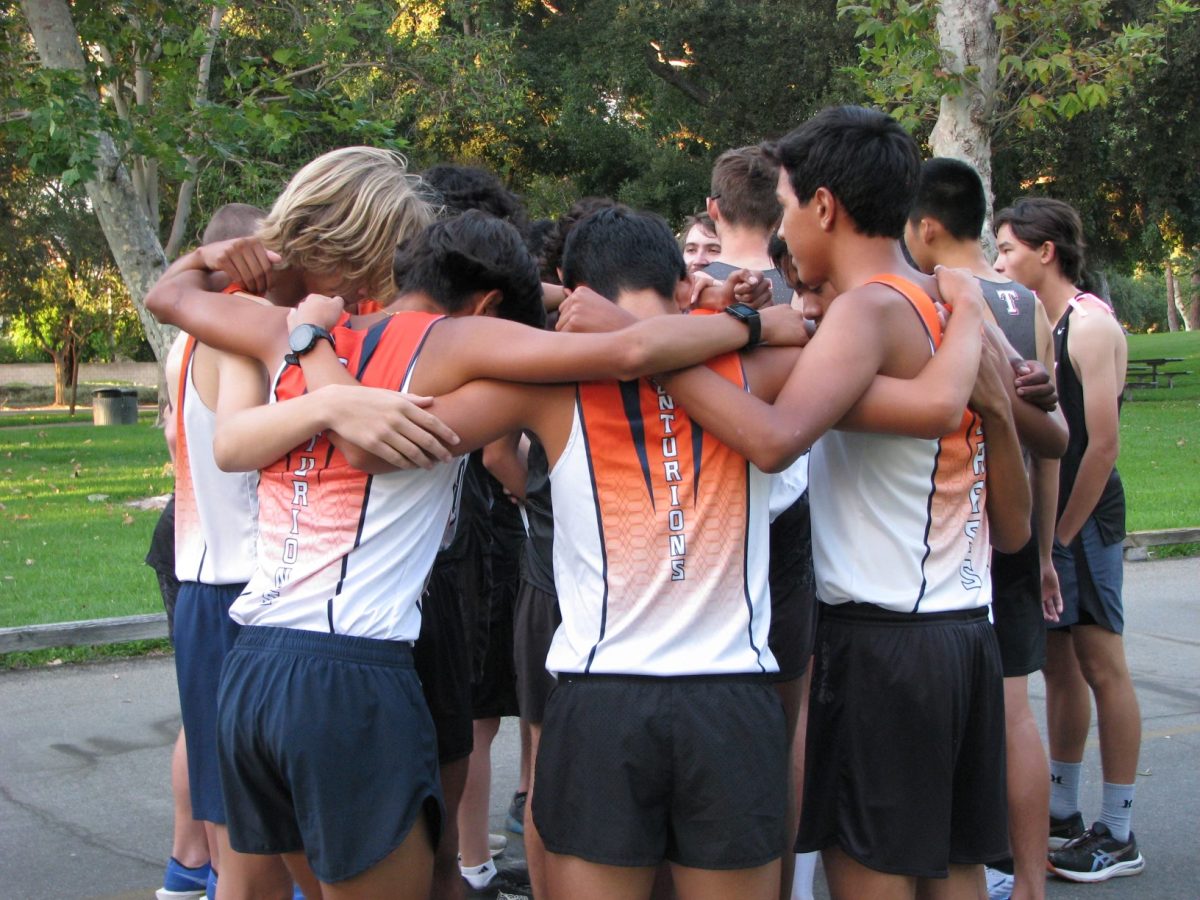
1107, 269, 1170, 333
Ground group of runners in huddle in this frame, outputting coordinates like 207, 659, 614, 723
143, 105, 1143, 900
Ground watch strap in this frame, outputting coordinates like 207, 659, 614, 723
723, 302, 762, 349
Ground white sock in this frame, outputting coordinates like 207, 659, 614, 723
791, 851, 818, 900
459, 858, 496, 890
1099, 782, 1135, 842
1049, 759, 1083, 820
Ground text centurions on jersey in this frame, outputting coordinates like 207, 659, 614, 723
230, 312, 458, 641
546, 352, 777, 676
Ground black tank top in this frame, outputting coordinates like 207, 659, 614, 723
1053, 301, 1126, 544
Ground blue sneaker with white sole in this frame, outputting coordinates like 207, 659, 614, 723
156, 857, 211, 900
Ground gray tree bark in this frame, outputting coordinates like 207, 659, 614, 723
1165, 260, 1181, 332
929, 0, 1000, 253
20, 0, 177, 363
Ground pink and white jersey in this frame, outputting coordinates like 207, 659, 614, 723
174, 337, 258, 585
546, 353, 777, 676
230, 312, 458, 641
810, 275, 992, 614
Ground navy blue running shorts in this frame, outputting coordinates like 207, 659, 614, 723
217, 626, 443, 883
174, 580, 243, 824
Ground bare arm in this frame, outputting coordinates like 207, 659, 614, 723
972, 333, 1032, 553
483, 433, 529, 502
1005, 303, 1068, 458
415, 300, 808, 396
1035, 456, 1062, 621
144, 243, 289, 367
659, 271, 984, 472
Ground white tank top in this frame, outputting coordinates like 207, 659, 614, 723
810, 276, 991, 613
545, 355, 777, 676
173, 338, 259, 585
230, 312, 458, 641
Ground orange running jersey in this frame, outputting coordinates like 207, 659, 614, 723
230, 311, 458, 640
173, 334, 258, 585
810, 275, 991, 613
546, 353, 776, 676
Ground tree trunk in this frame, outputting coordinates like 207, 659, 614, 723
20, 0, 178, 363
1189, 263, 1200, 332
1165, 260, 1181, 332
929, 0, 1000, 253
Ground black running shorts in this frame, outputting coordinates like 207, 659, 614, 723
533, 674, 788, 869
797, 603, 1010, 877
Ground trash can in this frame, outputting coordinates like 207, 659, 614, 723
92, 387, 140, 425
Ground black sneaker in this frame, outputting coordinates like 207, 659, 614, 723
505, 790, 527, 834
1048, 810, 1085, 850
1049, 822, 1145, 883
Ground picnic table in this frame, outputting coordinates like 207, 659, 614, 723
1126, 357, 1188, 390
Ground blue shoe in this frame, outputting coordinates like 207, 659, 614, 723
206, 867, 218, 900
293, 885, 308, 900
505, 791, 527, 835
156, 857, 211, 900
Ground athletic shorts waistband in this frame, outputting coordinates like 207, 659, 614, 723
820, 603, 989, 626
234, 625, 415, 667
557, 672, 771, 685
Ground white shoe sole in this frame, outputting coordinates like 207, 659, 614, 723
1050, 854, 1145, 883
155, 889, 206, 900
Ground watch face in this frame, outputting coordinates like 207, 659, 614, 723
289, 323, 317, 354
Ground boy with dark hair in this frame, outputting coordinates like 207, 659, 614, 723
907, 157, 1068, 900
994, 197, 1144, 884
705, 146, 793, 303
644, 105, 1035, 900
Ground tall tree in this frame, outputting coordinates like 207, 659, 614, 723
841, 0, 1195, 231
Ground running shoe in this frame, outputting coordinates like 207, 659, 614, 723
465, 862, 531, 898
984, 866, 1014, 900
1048, 822, 1145, 883
1048, 810, 1085, 850
505, 790, 527, 834
156, 858, 211, 900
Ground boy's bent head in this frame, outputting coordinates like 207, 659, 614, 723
258, 147, 435, 302
909, 158, 987, 241
421, 163, 530, 241
394, 209, 545, 328
202, 203, 266, 245
709, 146, 782, 233
765, 106, 919, 240
994, 197, 1086, 285
561, 206, 686, 303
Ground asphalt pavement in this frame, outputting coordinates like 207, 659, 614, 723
1, 556, 1197, 900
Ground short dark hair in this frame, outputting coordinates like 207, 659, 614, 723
710, 147, 782, 232
201, 203, 265, 245
539, 196, 618, 283
994, 197, 1087, 284
768, 233, 791, 273
421, 163, 530, 241
393, 209, 545, 328
764, 106, 919, 239
910, 157, 987, 241
561, 206, 685, 302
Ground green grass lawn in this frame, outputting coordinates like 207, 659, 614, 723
0, 421, 170, 628
1120, 332, 1200, 532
